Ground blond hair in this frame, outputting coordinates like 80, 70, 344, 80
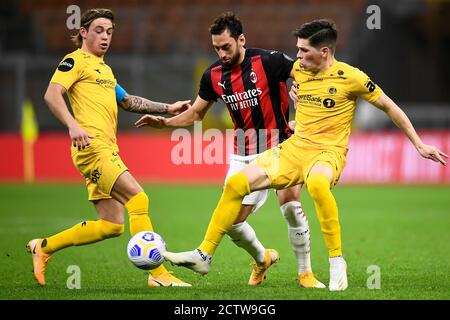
71, 8, 115, 47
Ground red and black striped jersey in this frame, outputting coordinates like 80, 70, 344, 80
199, 48, 294, 156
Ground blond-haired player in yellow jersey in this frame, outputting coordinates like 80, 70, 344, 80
27, 8, 192, 287
162, 19, 448, 291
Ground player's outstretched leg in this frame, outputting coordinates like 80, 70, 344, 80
248, 249, 280, 286
27, 219, 124, 286
163, 249, 212, 275
26, 239, 52, 286
164, 172, 251, 275
329, 256, 347, 291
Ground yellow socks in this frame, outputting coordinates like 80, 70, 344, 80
41, 192, 151, 255
125, 191, 153, 236
125, 191, 167, 277
199, 172, 250, 255
41, 219, 124, 254
306, 174, 342, 257
41, 191, 168, 276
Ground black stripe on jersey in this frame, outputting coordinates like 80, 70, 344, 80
262, 56, 290, 143
240, 58, 265, 153
222, 68, 245, 129
221, 68, 246, 154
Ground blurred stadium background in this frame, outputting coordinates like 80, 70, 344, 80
1, 0, 449, 184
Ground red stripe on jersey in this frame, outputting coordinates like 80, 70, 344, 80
210, 66, 225, 104
231, 65, 256, 155
251, 56, 277, 149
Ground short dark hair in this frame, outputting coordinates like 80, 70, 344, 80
293, 19, 337, 53
209, 12, 243, 39
71, 8, 115, 47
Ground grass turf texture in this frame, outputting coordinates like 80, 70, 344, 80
0, 183, 449, 300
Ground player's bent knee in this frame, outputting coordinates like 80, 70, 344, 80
280, 201, 298, 221
306, 174, 330, 199
225, 172, 250, 197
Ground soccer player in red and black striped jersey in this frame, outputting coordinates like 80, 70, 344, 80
199, 40, 292, 157
136, 12, 324, 288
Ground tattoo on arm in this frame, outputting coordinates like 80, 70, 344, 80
119, 94, 168, 114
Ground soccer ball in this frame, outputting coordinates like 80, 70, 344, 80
127, 231, 166, 270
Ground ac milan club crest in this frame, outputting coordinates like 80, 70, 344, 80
250, 71, 257, 83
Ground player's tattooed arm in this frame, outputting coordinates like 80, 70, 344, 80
119, 95, 191, 115
118, 94, 169, 114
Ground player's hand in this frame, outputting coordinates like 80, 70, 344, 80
288, 120, 296, 131
289, 81, 299, 108
417, 143, 448, 166
135, 114, 166, 129
167, 100, 191, 115
69, 124, 93, 151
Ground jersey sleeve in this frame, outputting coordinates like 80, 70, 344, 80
267, 50, 295, 81
115, 83, 127, 102
198, 69, 219, 102
50, 54, 84, 90
350, 68, 384, 104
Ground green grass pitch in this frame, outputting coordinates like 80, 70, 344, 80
1, 183, 449, 300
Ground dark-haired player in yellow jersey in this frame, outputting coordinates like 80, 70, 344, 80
27, 8, 191, 287
162, 19, 448, 291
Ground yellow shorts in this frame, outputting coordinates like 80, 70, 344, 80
254, 135, 346, 189
71, 139, 128, 201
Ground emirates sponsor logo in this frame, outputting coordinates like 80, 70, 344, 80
221, 88, 262, 110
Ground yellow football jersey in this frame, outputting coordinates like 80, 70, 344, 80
50, 48, 118, 145
293, 59, 383, 151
